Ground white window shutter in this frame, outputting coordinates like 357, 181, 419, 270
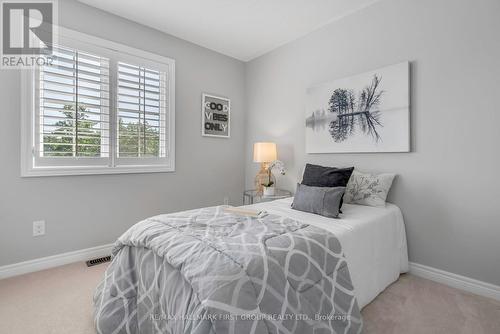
38, 46, 110, 158
116, 62, 167, 158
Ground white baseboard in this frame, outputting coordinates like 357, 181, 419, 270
2, 248, 499, 302
409, 262, 500, 302
0, 243, 114, 280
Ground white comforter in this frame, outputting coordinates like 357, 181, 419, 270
244, 197, 409, 309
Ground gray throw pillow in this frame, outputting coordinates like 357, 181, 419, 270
292, 183, 345, 218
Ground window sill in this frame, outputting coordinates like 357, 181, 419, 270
21, 165, 175, 177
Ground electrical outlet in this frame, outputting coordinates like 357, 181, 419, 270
223, 196, 229, 205
33, 220, 45, 237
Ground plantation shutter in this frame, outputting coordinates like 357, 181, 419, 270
38, 46, 110, 159
117, 62, 167, 158
24, 30, 175, 176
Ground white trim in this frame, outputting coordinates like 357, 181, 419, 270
410, 262, 500, 302
21, 165, 175, 177
20, 26, 176, 177
57, 27, 175, 67
3, 251, 499, 303
0, 243, 114, 280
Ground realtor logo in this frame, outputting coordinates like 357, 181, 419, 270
1, 0, 57, 68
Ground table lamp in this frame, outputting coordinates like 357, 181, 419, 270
253, 142, 277, 193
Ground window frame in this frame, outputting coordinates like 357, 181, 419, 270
21, 27, 175, 177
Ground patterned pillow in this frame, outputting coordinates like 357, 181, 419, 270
344, 170, 395, 207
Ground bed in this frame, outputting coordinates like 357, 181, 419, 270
94, 198, 408, 334
244, 198, 409, 309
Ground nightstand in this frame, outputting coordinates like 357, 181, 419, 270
243, 189, 292, 205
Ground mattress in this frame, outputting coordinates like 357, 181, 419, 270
243, 198, 409, 308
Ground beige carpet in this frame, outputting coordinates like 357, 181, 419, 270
362, 274, 500, 334
1, 263, 499, 334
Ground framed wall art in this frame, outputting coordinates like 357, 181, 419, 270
202, 93, 230, 138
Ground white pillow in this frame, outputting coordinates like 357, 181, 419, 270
344, 170, 396, 207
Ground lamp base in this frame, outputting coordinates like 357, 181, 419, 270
254, 163, 276, 193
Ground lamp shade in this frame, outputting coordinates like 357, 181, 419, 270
253, 142, 277, 163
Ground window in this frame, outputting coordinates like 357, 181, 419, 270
21, 29, 175, 176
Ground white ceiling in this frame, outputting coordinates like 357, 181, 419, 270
78, 0, 380, 62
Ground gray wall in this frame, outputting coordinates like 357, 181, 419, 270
0, 0, 246, 266
245, 0, 500, 285
1, 0, 499, 288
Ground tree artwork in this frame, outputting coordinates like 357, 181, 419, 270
328, 74, 384, 143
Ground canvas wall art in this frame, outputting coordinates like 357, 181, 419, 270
305, 62, 410, 153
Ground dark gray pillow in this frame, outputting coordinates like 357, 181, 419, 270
302, 164, 354, 188
292, 183, 345, 218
